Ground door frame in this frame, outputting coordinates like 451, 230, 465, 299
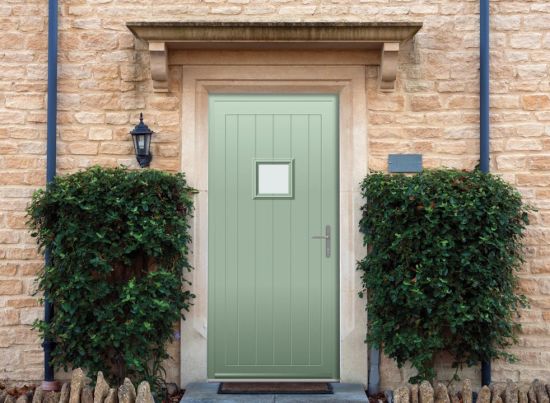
179, 62, 368, 386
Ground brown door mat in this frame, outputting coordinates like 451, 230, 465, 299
218, 382, 333, 395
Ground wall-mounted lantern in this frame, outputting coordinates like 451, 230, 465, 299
130, 113, 154, 168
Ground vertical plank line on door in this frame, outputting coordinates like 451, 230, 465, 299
254, 114, 258, 366
236, 114, 240, 366
307, 114, 311, 366
320, 112, 324, 366
289, 114, 293, 365
224, 113, 228, 366
271, 114, 275, 366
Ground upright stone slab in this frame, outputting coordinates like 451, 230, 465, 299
42, 393, 59, 403
478, 386, 491, 403
118, 381, 135, 403
505, 379, 518, 403
411, 384, 419, 403
93, 372, 109, 403
448, 385, 460, 403
461, 379, 472, 403
16, 395, 28, 403
32, 388, 43, 403
434, 383, 450, 403
59, 384, 70, 403
135, 383, 153, 403
527, 384, 537, 403
395, 386, 410, 403
80, 387, 93, 403
534, 380, 550, 403
519, 385, 529, 403
123, 380, 135, 403
419, 382, 434, 403
69, 369, 87, 403
492, 384, 506, 403
103, 389, 117, 403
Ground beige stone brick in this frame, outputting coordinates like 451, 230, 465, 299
492, 95, 520, 109
0, 280, 23, 295
98, 142, 133, 155
0, 263, 17, 276
158, 145, 179, 158
81, 93, 120, 109
447, 95, 479, 109
517, 64, 548, 80
92, 65, 119, 79
278, 5, 316, 15
74, 112, 105, 124
511, 33, 543, 49
410, 94, 441, 111
497, 155, 527, 170
210, 6, 242, 14
88, 128, 113, 140
19, 308, 42, 326
0, 308, 20, 325
0, 348, 20, 369
529, 156, 550, 170
243, 6, 276, 15
5, 94, 44, 110
521, 95, 550, 110
105, 112, 129, 125
6, 298, 39, 309
68, 142, 99, 155
368, 94, 405, 111
17, 263, 42, 277
148, 96, 180, 111
2, 33, 25, 50
79, 32, 118, 51
0, 230, 19, 244
494, 15, 521, 31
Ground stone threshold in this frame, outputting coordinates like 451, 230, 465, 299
181, 382, 369, 402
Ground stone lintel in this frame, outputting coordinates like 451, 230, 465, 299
127, 22, 422, 92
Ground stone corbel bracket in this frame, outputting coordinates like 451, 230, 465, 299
149, 42, 169, 92
127, 22, 422, 93
379, 42, 400, 92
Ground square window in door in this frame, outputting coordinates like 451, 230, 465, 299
253, 159, 294, 199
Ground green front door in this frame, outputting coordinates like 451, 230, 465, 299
208, 94, 339, 379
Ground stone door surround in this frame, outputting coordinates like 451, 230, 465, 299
127, 21, 422, 92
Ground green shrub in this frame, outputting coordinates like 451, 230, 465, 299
27, 166, 195, 391
358, 169, 530, 383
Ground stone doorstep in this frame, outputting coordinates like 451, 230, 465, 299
181, 383, 368, 402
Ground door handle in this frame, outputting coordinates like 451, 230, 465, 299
312, 225, 331, 258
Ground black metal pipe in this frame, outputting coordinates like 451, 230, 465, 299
480, 0, 492, 387
480, 0, 490, 174
43, 0, 58, 387
481, 360, 491, 386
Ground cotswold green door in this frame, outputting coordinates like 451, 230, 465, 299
208, 94, 339, 380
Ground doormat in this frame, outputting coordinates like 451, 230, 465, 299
218, 382, 333, 394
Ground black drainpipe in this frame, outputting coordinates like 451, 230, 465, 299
480, 0, 492, 387
42, 0, 58, 390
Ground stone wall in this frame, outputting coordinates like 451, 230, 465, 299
388, 379, 550, 403
1, 0, 549, 387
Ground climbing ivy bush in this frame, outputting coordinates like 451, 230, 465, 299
27, 166, 195, 389
358, 169, 530, 383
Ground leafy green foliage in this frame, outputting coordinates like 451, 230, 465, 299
358, 169, 530, 383
27, 166, 195, 391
